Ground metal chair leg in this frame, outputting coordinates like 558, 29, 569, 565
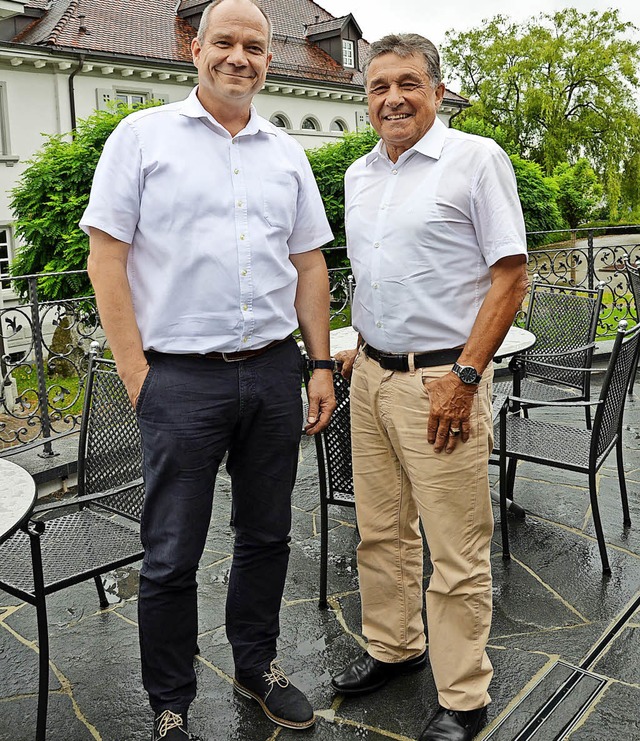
589, 471, 611, 575
30, 528, 50, 741
499, 415, 511, 561
94, 575, 109, 609
616, 436, 631, 525
319, 498, 329, 609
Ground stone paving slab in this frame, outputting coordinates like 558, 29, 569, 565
2, 376, 640, 740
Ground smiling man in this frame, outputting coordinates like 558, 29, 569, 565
330, 34, 528, 741
81, 1, 335, 738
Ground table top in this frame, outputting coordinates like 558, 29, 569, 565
329, 326, 536, 361
0, 458, 37, 545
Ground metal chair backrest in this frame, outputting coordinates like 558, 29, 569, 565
593, 321, 640, 461
523, 281, 603, 390
76, 353, 144, 522
315, 371, 354, 505
626, 260, 640, 320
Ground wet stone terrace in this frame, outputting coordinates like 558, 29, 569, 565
2, 370, 640, 740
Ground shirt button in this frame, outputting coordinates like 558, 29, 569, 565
372, 282, 379, 289
374, 242, 380, 249
242, 304, 248, 311
237, 201, 243, 208
240, 234, 245, 240
392, 169, 398, 175
241, 269, 247, 276
376, 321, 383, 328
242, 336, 248, 343
234, 168, 240, 174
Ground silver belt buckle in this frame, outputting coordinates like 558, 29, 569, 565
221, 352, 246, 363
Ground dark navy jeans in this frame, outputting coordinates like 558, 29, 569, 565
135, 337, 303, 713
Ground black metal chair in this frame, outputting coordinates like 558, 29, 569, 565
303, 363, 355, 609
0, 347, 144, 740
624, 258, 640, 394
496, 320, 640, 575
493, 280, 604, 429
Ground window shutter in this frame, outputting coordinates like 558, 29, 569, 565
96, 88, 114, 111
355, 110, 369, 130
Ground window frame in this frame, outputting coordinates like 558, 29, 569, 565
342, 39, 355, 69
270, 112, 291, 129
301, 115, 321, 132
0, 226, 13, 291
0, 82, 19, 166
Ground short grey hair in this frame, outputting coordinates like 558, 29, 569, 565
363, 33, 441, 88
197, 0, 273, 50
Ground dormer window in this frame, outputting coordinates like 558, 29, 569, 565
342, 40, 355, 69
306, 14, 362, 71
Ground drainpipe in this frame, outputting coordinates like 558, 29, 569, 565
68, 53, 85, 137
447, 105, 466, 129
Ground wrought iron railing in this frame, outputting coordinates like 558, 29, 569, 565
1, 226, 639, 456
0, 272, 104, 456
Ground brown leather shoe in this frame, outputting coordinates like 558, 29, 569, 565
419, 705, 487, 741
331, 651, 427, 695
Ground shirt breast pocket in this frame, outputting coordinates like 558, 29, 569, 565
263, 173, 297, 231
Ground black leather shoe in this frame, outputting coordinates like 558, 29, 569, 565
234, 660, 315, 730
152, 710, 202, 740
419, 705, 487, 741
331, 650, 427, 695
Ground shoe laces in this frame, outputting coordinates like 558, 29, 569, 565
262, 660, 290, 689
155, 710, 186, 738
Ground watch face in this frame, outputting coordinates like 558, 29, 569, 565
459, 366, 478, 384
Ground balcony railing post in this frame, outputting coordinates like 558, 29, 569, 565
587, 229, 595, 291
28, 277, 56, 458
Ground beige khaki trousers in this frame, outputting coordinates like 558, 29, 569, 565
350, 350, 494, 710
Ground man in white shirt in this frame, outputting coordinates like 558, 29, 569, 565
81, 1, 335, 738
330, 34, 528, 741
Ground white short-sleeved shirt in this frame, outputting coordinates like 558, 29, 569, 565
80, 88, 333, 354
346, 117, 527, 353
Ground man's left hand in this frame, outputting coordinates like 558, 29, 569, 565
424, 372, 478, 453
305, 370, 336, 435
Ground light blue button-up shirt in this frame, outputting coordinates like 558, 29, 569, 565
81, 87, 333, 353
345, 118, 527, 353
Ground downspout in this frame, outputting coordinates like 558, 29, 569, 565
68, 53, 85, 137
448, 105, 465, 129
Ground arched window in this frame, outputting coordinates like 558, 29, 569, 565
301, 116, 321, 131
270, 113, 291, 129
330, 118, 348, 133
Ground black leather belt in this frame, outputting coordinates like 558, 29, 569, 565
363, 344, 462, 372
189, 337, 290, 362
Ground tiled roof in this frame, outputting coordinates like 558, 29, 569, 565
177, 0, 205, 11
16, 0, 194, 63
305, 16, 346, 36
10, 0, 465, 101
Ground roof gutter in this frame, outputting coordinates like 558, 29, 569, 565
68, 52, 84, 136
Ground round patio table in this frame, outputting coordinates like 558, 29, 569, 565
0, 458, 37, 546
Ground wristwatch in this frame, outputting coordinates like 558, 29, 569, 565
451, 362, 482, 385
307, 359, 336, 371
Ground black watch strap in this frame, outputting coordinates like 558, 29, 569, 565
307, 359, 336, 371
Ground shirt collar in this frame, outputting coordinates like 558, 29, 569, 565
365, 117, 448, 166
179, 86, 275, 137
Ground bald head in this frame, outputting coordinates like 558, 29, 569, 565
197, 0, 273, 50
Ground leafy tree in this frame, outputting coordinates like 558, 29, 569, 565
10, 102, 159, 300
552, 159, 602, 229
452, 115, 518, 156
509, 155, 564, 244
442, 8, 640, 216
306, 127, 380, 250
